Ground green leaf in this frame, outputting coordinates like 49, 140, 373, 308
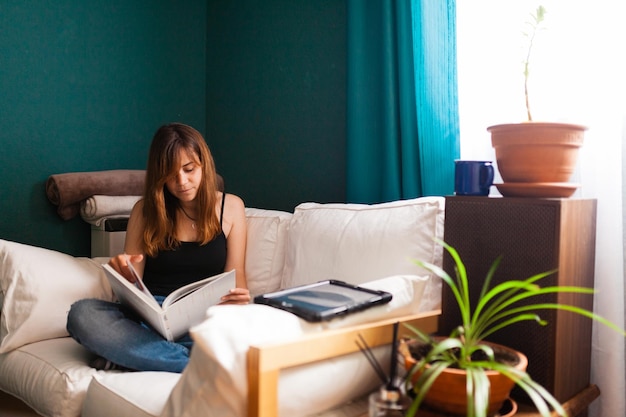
405, 238, 626, 417
468, 368, 490, 417
409, 360, 453, 414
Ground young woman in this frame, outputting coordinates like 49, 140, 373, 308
67, 123, 249, 373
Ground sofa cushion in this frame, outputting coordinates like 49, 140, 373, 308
161, 274, 430, 417
0, 239, 114, 354
280, 197, 444, 312
244, 208, 292, 298
81, 372, 180, 417
0, 337, 103, 417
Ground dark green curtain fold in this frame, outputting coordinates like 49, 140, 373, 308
346, 0, 459, 203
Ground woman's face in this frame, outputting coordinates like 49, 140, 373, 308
165, 149, 203, 203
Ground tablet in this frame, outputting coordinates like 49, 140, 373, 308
253, 280, 393, 322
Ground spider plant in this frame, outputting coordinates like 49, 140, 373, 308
404, 239, 625, 417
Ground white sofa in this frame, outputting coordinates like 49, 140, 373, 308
0, 197, 445, 417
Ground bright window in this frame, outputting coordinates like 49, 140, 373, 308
456, 2, 625, 416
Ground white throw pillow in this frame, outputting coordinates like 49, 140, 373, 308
244, 208, 292, 298
280, 197, 445, 311
161, 274, 430, 417
0, 239, 114, 353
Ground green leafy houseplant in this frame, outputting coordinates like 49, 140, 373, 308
403, 240, 626, 417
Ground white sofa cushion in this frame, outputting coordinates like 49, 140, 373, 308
81, 372, 180, 417
0, 239, 114, 353
280, 197, 444, 312
161, 274, 430, 417
0, 337, 103, 417
244, 208, 292, 298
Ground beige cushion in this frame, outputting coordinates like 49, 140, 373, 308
0, 338, 102, 417
0, 239, 114, 353
161, 274, 430, 417
280, 197, 445, 312
81, 372, 180, 417
244, 208, 292, 298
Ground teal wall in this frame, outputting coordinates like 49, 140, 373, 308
0, 1, 346, 256
206, 0, 346, 211
0, 1, 207, 255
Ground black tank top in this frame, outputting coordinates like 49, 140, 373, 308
143, 195, 227, 296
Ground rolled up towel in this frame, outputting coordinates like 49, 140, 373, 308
46, 170, 145, 220
80, 195, 142, 226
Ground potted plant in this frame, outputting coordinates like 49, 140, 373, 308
487, 5, 587, 197
401, 240, 625, 417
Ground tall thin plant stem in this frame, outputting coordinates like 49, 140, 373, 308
523, 5, 546, 122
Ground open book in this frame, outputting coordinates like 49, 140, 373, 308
102, 263, 236, 341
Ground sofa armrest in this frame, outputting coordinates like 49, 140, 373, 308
246, 310, 441, 417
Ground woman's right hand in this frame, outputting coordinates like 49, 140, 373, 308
108, 254, 144, 285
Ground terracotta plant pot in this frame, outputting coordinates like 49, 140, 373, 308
488, 122, 586, 183
404, 339, 528, 416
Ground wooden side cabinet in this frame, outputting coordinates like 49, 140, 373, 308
440, 196, 597, 406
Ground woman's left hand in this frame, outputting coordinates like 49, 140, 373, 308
220, 287, 251, 305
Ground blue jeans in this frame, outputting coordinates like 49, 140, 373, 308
66, 298, 192, 373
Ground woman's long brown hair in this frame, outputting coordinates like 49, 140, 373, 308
142, 123, 221, 256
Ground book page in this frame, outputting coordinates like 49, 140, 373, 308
162, 269, 236, 340
102, 263, 160, 309
102, 264, 167, 336
126, 258, 153, 299
162, 269, 234, 308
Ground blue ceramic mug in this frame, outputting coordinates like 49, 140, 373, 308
454, 160, 494, 196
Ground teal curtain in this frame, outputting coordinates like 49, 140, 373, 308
346, 0, 459, 203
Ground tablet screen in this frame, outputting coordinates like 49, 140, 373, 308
254, 280, 392, 322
